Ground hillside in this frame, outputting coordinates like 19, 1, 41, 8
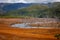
5, 4, 49, 18
0, 2, 60, 19
0, 3, 31, 11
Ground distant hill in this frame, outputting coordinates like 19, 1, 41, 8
0, 3, 53, 12
0, 3, 51, 16
0, 3, 32, 12
0, 2, 60, 18
5, 4, 50, 18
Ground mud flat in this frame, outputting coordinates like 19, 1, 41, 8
0, 26, 60, 40
0, 18, 60, 27
0, 24, 60, 40
0, 18, 60, 40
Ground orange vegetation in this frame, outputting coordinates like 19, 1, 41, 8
0, 18, 60, 40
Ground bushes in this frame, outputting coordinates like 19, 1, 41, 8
54, 34, 60, 39
0, 16, 25, 18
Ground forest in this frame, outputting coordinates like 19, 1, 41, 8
0, 2, 60, 20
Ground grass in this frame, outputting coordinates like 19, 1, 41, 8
0, 16, 34, 18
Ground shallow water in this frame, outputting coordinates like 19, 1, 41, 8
11, 23, 56, 29
11, 23, 32, 28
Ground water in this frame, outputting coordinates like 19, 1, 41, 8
11, 23, 32, 28
11, 23, 54, 29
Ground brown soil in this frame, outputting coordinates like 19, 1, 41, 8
0, 18, 60, 40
